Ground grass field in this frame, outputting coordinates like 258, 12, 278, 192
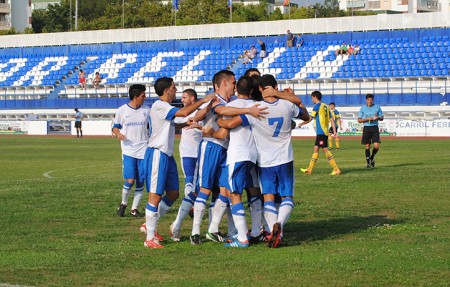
0, 135, 449, 286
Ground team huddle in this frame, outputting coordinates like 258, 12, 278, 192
112, 69, 384, 249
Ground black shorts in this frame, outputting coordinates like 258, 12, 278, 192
315, 135, 328, 148
361, 126, 380, 144
328, 127, 338, 135
75, 121, 82, 128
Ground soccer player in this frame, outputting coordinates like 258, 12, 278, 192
220, 74, 309, 248
299, 91, 341, 176
358, 94, 384, 168
328, 102, 343, 150
169, 89, 203, 241
143, 77, 216, 249
113, 84, 150, 217
214, 75, 263, 248
74, 108, 83, 138
189, 70, 266, 245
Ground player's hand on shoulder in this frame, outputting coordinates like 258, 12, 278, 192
249, 103, 268, 119
203, 93, 216, 103
261, 86, 276, 99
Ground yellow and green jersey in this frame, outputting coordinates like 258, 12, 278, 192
311, 102, 332, 136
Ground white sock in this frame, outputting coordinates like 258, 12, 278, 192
277, 198, 294, 226
121, 181, 133, 205
131, 186, 144, 210
157, 196, 173, 220
173, 192, 196, 231
208, 194, 228, 233
192, 191, 209, 236
249, 196, 263, 237
145, 203, 158, 241
184, 182, 194, 197
208, 198, 216, 225
231, 202, 248, 242
227, 205, 237, 237
263, 201, 278, 233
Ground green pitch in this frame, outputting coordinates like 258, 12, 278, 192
0, 136, 449, 286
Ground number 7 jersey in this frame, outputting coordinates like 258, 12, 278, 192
240, 99, 301, 168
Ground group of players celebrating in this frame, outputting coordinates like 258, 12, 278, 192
112, 68, 384, 249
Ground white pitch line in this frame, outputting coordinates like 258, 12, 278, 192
43, 171, 55, 178
1, 284, 34, 287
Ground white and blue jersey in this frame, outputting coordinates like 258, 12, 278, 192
145, 100, 180, 194
174, 110, 202, 185
241, 99, 301, 168
225, 98, 258, 165
148, 100, 179, 157
174, 110, 202, 158
225, 98, 259, 194
201, 94, 229, 149
113, 104, 150, 159
241, 99, 302, 197
358, 104, 384, 127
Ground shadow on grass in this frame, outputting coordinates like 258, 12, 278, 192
341, 162, 423, 174
381, 162, 424, 168
284, 215, 404, 246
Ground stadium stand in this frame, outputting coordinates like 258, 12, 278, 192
0, 13, 449, 131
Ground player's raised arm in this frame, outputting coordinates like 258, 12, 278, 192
215, 104, 267, 119
262, 86, 303, 106
175, 93, 217, 118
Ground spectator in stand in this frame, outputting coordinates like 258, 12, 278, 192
241, 50, 251, 65
296, 34, 304, 48
92, 72, 102, 88
286, 30, 294, 48
258, 39, 266, 58
78, 69, 86, 89
336, 42, 348, 55
353, 44, 360, 55
347, 45, 354, 55
248, 45, 257, 60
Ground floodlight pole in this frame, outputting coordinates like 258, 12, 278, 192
75, 0, 78, 31
69, 0, 72, 31
122, 0, 125, 29
230, 6, 232, 23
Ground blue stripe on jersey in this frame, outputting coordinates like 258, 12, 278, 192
212, 104, 225, 115
113, 123, 122, 129
240, 114, 250, 126
165, 107, 179, 120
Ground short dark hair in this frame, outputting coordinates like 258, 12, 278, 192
329, 102, 335, 106
244, 68, 261, 77
213, 70, 235, 89
183, 88, 197, 101
236, 76, 253, 96
311, 91, 322, 101
259, 74, 277, 89
74, 108, 78, 112
366, 94, 374, 99
250, 74, 263, 101
129, 84, 146, 100
154, 77, 174, 97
